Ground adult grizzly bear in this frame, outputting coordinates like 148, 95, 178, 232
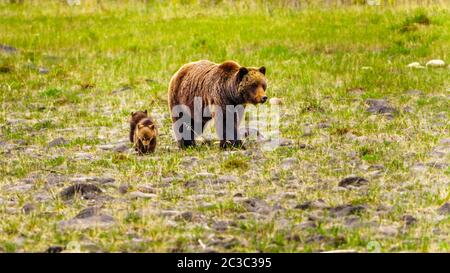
168, 60, 267, 149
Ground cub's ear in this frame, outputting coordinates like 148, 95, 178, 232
138, 124, 144, 129
148, 124, 155, 130
259, 66, 266, 75
237, 67, 248, 81
131, 111, 135, 116
144, 110, 148, 114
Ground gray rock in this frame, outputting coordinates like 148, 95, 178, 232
303, 125, 312, 136
411, 163, 428, 173
48, 137, 68, 148
70, 176, 115, 184
365, 99, 398, 116
113, 143, 129, 153
281, 157, 297, 170
0, 44, 17, 54
242, 198, 270, 213
438, 203, 450, 215
338, 176, 369, 188
329, 204, 366, 217
112, 86, 132, 94
22, 203, 35, 214
129, 191, 156, 199
59, 183, 102, 200
118, 184, 130, 194
175, 211, 194, 222
405, 89, 423, 96
295, 199, 328, 210
216, 175, 238, 184
75, 207, 101, 219
379, 225, 398, 236
4, 184, 33, 193
212, 221, 229, 231
278, 138, 294, 147
137, 185, 155, 194
58, 215, 115, 230
38, 67, 49, 74
402, 215, 417, 226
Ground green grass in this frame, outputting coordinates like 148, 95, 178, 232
0, 1, 449, 253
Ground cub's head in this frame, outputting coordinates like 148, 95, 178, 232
237, 66, 267, 104
137, 123, 157, 147
130, 110, 148, 123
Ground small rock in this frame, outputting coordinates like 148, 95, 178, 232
281, 157, 297, 170
195, 172, 216, 179
48, 137, 68, 148
46, 246, 64, 253
295, 199, 328, 210
279, 138, 294, 147
22, 203, 35, 214
317, 122, 331, 129
438, 202, 450, 215
75, 207, 101, 219
118, 184, 130, 194
402, 215, 417, 226
282, 192, 296, 199
411, 163, 427, 173
407, 62, 424, 69
58, 215, 115, 230
137, 185, 155, 194
379, 225, 398, 236
212, 221, 229, 231
59, 183, 102, 200
70, 176, 115, 184
303, 125, 312, 136
0, 44, 17, 54
365, 99, 398, 116
129, 191, 156, 199
38, 67, 49, 74
242, 198, 270, 213
405, 89, 423, 96
347, 87, 365, 94
112, 86, 132, 94
113, 143, 129, 153
175, 211, 194, 222
338, 176, 369, 188
269, 97, 283, 105
329, 204, 366, 217
216, 175, 238, 184
4, 184, 33, 193
426, 59, 446, 67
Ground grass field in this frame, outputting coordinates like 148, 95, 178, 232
0, 1, 449, 252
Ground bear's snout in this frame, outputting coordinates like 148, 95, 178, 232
260, 96, 268, 103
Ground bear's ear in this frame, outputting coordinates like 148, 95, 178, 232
148, 124, 155, 130
144, 110, 148, 114
138, 124, 144, 129
259, 66, 266, 75
131, 111, 135, 116
237, 67, 248, 81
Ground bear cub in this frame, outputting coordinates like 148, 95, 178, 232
129, 110, 157, 155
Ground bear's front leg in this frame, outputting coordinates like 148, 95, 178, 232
217, 108, 245, 149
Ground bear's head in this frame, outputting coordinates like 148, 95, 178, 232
237, 66, 267, 104
137, 123, 157, 147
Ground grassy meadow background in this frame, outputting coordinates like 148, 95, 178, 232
0, 0, 449, 252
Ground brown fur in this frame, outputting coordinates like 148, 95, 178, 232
133, 117, 157, 155
168, 60, 267, 149
129, 110, 148, 143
